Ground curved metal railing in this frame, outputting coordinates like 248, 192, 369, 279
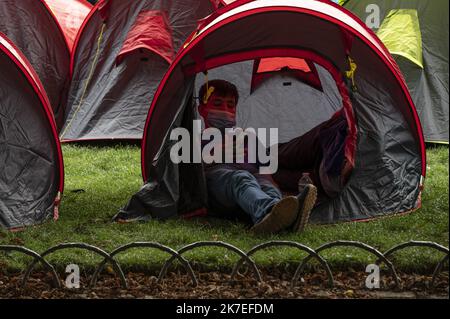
0, 240, 448, 290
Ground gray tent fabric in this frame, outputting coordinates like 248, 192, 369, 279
0, 0, 71, 130
62, 0, 217, 141
341, 0, 449, 144
0, 34, 64, 230
118, 0, 425, 224
114, 78, 209, 222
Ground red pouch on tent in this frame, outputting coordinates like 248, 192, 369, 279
116, 10, 175, 65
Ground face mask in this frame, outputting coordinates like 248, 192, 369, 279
205, 109, 236, 131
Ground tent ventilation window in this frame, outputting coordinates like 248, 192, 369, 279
377, 9, 423, 68
251, 57, 323, 93
116, 10, 175, 66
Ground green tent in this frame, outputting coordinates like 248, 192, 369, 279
340, 0, 449, 144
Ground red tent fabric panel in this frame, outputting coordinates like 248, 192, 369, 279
116, 10, 175, 65
251, 57, 323, 93
43, 0, 92, 50
257, 57, 311, 73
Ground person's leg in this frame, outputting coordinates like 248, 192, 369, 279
206, 166, 299, 234
205, 166, 281, 224
275, 111, 348, 194
274, 121, 324, 194
277, 123, 323, 171
255, 172, 317, 233
273, 129, 323, 231
254, 174, 283, 199
205, 166, 245, 221
292, 184, 317, 232
272, 169, 310, 194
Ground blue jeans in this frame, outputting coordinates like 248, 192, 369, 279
205, 165, 282, 224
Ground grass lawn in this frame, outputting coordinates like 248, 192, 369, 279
0, 144, 448, 274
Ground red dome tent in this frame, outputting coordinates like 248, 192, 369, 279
0, 33, 64, 230
44, 0, 93, 51
0, 0, 74, 130
118, 0, 426, 224
61, 0, 220, 141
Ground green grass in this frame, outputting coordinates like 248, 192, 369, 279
0, 144, 448, 274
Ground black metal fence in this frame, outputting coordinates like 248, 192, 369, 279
1, 240, 448, 290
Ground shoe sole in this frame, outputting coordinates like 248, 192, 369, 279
293, 185, 317, 232
250, 196, 299, 235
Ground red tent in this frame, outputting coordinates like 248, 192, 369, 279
0, 33, 64, 229
116, 0, 426, 224
61, 0, 221, 141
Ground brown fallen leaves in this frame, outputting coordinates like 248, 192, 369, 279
0, 269, 448, 299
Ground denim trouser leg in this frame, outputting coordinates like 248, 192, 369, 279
254, 174, 283, 200
205, 166, 282, 224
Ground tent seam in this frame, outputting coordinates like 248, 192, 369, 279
61, 23, 106, 140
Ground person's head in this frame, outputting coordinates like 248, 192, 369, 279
198, 80, 239, 128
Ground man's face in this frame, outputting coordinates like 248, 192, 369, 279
202, 93, 237, 118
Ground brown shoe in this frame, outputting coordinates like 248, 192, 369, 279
250, 196, 299, 235
292, 184, 317, 232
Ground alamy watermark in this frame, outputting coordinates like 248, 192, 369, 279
65, 264, 80, 289
366, 4, 381, 29
365, 264, 381, 289
170, 120, 279, 174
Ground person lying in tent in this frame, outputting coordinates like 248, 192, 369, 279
198, 79, 319, 235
